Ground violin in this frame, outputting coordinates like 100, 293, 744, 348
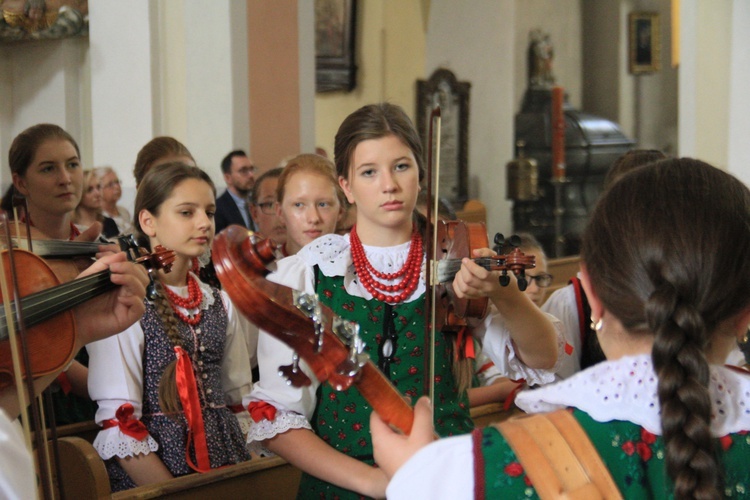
432, 221, 535, 331
0, 245, 175, 389
212, 226, 415, 434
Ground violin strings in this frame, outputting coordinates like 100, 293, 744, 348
435, 258, 499, 283
0, 271, 113, 340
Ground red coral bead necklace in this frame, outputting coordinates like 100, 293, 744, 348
350, 225, 422, 304
164, 272, 203, 326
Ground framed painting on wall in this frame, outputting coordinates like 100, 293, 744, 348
0, 0, 88, 42
629, 12, 661, 74
416, 68, 471, 207
315, 0, 357, 92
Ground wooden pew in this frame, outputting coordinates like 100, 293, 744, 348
545, 255, 580, 297
51, 402, 520, 499
54, 437, 302, 500
470, 402, 521, 428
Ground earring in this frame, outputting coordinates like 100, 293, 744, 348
590, 318, 603, 332
742, 328, 749, 344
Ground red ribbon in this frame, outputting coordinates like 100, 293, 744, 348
102, 403, 149, 440
456, 326, 476, 361
248, 401, 278, 423
56, 371, 72, 395
174, 346, 211, 472
502, 379, 526, 411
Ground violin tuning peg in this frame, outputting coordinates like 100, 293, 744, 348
508, 235, 521, 248
494, 233, 505, 246
498, 272, 511, 287
517, 276, 528, 292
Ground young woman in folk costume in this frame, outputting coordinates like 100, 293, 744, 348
86, 162, 256, 491
245, 103, 560, 498
8, 124, 114, 425
372, 158, 750, 499
276, 153, 344, 257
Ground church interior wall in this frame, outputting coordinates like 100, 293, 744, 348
0, 0, 748, 238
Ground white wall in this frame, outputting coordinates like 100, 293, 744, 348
426, 0, 516, 237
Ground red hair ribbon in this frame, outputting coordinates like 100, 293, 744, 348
174, 346, 211, 472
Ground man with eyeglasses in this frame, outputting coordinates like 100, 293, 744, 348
216, 149, 257, 233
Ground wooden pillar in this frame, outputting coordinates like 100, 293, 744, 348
246, 0, 301, 171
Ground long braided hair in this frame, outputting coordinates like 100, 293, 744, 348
581, 158, 750, 499
133, 161, 216, 414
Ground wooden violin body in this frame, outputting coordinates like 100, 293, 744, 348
433, 220, 536, 332
0, 250, 76, 388
0, 246, 175, 390
212, 226, 415, 434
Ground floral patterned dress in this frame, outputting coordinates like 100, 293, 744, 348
245, 234, 558, 499
87, 277, 255, 492
385, 355, 750, 499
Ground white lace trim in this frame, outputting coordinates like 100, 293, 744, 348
515, 354, 750, 436
296, 233, 426, 304
246, 409, 312, 445
93, 426, 159, 460
164, 272, 216, 314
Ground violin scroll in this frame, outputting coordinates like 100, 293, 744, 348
492, 233, 535, 292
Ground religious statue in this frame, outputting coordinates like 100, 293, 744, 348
528, 29, 556, 89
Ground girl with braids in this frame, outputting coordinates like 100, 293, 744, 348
372, 158, 750, 499
87, 162, 255, 491
245, 103, 559, 498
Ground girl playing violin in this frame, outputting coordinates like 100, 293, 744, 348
8, 124, 111, 425
372, 158, 750, 499
86, 162, 256, 491
245, 103, 560, 498
0, 252, 150, 499
276, 153, 344, 256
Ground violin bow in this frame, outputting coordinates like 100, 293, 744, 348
0, 212, 58, 499
424, 106, 442, 404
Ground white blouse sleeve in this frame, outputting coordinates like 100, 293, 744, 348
86, 324, 159, 460
541, 284, 582, 378
473, 307, 562, 386
243, 255, 320, 445
386, 434, 474, 500
220, 290, 256, 406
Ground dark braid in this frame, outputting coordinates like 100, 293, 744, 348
155, 285, 184, 415
582, 158, 750, 499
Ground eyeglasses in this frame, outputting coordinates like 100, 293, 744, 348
257, 201, 277, 215
237, 166, 256, 176
526, 272, 553, 288
103, 179, 120, 189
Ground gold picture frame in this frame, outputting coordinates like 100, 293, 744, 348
629, 12, 661, 74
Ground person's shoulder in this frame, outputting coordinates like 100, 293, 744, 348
297, 233, 350, 272
216, 190, 233, 204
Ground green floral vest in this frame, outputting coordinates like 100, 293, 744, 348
297, 271, 474, 499
478, 408, 750, 499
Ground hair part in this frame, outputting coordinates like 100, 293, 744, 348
582, 158, 750, 499
133, 161, 215, 249
276, 153, 345, 208
9, 123, 81, 178
333, 103, 424, 183
134, 136, 194, 187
